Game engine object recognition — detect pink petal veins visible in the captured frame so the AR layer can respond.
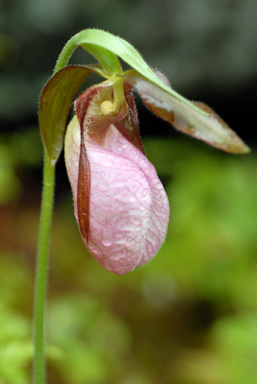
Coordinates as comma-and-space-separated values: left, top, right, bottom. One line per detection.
65, 116, 169, 275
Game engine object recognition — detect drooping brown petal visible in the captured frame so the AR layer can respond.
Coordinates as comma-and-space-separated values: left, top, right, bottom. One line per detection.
77, 135, 91, 243
125, 70, 250, 154
75, 85, 101, 128
115, 81, 145, 154
75, 85, 103, 243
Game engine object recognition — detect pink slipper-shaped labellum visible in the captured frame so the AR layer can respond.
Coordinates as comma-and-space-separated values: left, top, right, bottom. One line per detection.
65, 81, 169, 275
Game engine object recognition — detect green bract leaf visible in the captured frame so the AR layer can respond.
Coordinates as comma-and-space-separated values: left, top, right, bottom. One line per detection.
54, 30, 123, 75
124, 70, 250, 154
74, 29, 150, 76
72, 29, 200, 110
79, 44, 122, 76
56, 28, 166, 85
39, 65, 104, 165
43, 29, 249, 162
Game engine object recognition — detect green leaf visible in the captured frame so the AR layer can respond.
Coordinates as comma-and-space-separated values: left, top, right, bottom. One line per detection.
54, 30, 123, 75
57, 29, 248, 143
73, 29, 199, 110
57, 29, 232, 124
124, 70, 250, 154
39, 65, 104, 165
74, 29, 155, 80
80, 43, 122, 75
44, 29, 249, 159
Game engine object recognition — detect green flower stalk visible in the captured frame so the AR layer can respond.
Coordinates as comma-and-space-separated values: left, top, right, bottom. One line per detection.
34, 28, 249, 384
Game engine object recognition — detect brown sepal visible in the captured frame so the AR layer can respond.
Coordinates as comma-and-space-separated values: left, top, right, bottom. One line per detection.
115, 81, 145, 154
77, 136, 91, 244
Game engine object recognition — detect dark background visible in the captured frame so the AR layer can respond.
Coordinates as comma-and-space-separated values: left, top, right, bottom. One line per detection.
1, 0, 257, 143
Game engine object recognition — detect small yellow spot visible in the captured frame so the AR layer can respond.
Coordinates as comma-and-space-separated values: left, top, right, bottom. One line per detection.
100, 100, 114, 115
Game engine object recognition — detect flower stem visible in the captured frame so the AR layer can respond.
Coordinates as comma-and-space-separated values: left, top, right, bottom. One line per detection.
54, 35, 77, 74
33, 151, 55, 384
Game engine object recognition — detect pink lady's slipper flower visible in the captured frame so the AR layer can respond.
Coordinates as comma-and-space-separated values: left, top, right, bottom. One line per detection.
65, 80, 169, 275
40, 29, 249, 275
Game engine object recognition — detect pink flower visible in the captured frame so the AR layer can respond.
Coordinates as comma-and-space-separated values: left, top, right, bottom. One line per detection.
65, 80, 169, 275
40, 29, 249, 275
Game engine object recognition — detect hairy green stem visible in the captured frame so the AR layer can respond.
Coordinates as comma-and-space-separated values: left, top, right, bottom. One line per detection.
33, 32, 77, 384
33, 152, 55, 384
54, 35, 77, 74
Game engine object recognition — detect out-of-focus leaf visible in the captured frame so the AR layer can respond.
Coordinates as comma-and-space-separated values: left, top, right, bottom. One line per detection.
39, 65, 104, 165
213, 313, 257, 384
48, 295, 131, 383
0, 306, 31, 384
125, 70, 250, 154
0, 145, 21, 203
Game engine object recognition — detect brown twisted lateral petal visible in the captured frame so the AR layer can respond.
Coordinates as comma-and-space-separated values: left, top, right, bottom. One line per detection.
124, 70, 250, 154
115, 81, 145, 154
77, 139, 91, 244
76, 85, 102, 243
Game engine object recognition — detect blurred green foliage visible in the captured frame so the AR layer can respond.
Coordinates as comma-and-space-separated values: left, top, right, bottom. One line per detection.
0, 128, 42, 203
0, 128, 256, 383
